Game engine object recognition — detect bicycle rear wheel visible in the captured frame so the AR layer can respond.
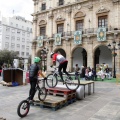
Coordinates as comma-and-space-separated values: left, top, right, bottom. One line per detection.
65, 76, 80, 90
17, 100, 30, 118
38, 87, 47, 101
46, 74, 58, 88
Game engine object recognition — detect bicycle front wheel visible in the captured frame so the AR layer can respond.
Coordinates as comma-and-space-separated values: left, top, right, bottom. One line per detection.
65, 77, 80, 90
38, 87, 47, 101
46, 74, 58, 88
17, 100, 30, 118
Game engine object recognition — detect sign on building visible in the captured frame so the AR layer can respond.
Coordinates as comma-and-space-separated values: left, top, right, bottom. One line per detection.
97, 27, 106, 41
74, 31, 82, 44
55, 33, 61, 45
38, 36, 43, 47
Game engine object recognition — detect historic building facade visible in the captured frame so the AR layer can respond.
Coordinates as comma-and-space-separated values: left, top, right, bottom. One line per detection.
32, 0, 120, 74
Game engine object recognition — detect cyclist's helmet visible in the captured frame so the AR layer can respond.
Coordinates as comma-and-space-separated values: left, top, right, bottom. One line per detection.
34, 57, 41, 63
50, 52, 55, 58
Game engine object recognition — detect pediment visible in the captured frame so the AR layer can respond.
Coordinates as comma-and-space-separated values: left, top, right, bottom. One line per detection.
74, 11, 86, 19
96, 6, 110, 14
56, 15, 65, 22
39, 20, 47, 25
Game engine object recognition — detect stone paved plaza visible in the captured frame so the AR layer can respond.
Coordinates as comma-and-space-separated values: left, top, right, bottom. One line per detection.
0, 79, 120, 120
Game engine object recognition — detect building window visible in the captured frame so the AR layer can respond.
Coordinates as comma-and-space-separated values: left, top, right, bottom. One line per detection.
26, 52, 29, 56
22, 38, 25, 42
17, 44, 20, 48
5, 42, 9, 48
11, 36, 15, 41
16, 51, 19, 55
6, 35, 9, 40
26, 46, 29, 51
22, 45, 25, 49
6, 27, 10, 32
57, 23, 64, 34
27, 33, 30, 37
59, 0, 64, 6
17, 30, 21, 34
41, 3, 46, 10
11, 43, 15, 48
76, 20, 83, 31
98, 16, 108, 28
21, 52, 24, 56
11, 29, 15, 33
40, 27, 46, 36
17, 37, 20, 41
22, 31, 25, 36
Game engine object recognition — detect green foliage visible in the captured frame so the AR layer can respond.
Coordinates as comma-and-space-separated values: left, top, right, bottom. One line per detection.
0, 49, 18, 65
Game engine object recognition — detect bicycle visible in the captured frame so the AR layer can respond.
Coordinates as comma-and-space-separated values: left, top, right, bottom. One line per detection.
46, 66, 80, 90
17, 78, 47, 118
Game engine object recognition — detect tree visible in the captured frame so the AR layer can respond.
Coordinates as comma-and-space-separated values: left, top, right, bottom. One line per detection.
0, 49, 18, 66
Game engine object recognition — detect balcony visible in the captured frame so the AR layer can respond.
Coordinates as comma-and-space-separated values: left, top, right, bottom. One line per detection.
50, 26, 120, 39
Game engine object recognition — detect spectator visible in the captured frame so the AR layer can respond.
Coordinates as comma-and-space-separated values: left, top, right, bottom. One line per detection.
80, 66, 85, 80
85, 67, 89, 80
92, 68, 96, 81
97, 68, 105, 81
75, 64, 80, 79
88, 69, 93, 80
105, 65, 111, 80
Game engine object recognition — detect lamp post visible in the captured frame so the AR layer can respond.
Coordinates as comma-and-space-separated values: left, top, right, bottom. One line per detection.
108, 41, 120, 78
40, 47, 49, 71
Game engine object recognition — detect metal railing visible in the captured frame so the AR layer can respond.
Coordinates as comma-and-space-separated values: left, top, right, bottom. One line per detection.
48, 27, 120, 39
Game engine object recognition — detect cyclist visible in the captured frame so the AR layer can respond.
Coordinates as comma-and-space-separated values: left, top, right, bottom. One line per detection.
50, 52, 71, 82
29, 57, 46, 103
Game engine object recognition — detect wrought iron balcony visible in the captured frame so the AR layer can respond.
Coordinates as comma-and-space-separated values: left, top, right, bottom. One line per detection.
50, 27, 120, 39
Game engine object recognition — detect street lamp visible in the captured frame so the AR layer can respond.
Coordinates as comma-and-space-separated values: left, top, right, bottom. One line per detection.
108, 41, 120, 78
40, 47, 49, 71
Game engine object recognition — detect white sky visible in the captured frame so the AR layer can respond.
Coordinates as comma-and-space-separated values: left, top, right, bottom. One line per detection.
0, 0, 34, 21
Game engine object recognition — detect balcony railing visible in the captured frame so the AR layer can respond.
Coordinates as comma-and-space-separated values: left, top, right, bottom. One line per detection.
43, 27, 119, 40
50, 27, 120, 39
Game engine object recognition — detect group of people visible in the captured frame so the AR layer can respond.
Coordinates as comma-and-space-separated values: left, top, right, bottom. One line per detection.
74, 64, 97, 80
74, 64, 111, 81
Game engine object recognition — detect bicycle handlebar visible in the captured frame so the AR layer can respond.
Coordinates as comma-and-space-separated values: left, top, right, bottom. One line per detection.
50, 66, 58, 69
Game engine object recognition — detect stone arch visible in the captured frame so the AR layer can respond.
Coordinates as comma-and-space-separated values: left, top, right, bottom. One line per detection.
71, 46, 87, 69
53, 48, 66, 58
93, 44, 112, 69
74, 11, 86, 19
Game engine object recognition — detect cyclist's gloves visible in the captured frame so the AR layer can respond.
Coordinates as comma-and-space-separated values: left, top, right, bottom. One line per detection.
44, 77, 47, 80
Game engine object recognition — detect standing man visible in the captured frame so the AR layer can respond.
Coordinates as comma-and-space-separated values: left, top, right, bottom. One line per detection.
50, 52, 70, 82
75, 64, 80, 79
29, 57, 46, 103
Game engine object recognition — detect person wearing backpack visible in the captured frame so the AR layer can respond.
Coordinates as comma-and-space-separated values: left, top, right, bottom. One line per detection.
29, 57, 47, 103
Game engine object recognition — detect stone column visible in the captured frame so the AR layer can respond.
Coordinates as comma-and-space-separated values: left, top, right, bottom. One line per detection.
48, 10, 54, 37
33, 17, 37, 40
87, 36, 94, 68
46, 41, 54, 72
31, 42, 37, 64
64, 40, 72, 72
